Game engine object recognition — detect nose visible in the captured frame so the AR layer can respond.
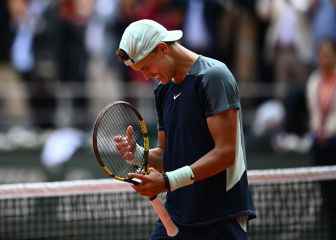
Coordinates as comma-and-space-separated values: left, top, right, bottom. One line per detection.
141, 68, 150, 79
143, 72, 151, 80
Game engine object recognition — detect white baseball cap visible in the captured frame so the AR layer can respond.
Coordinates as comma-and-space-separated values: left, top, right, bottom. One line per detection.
118, 19, 183, 66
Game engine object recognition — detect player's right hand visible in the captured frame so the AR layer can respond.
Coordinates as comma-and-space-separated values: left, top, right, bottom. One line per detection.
113, 125, 137, 164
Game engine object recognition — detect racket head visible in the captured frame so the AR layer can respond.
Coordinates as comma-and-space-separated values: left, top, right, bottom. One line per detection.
92, 101, 149, 181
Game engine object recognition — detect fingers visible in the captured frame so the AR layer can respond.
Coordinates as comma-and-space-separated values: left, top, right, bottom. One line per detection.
148, 167, 158, 173
126, 125, 135, 143
128, 168, 165, 197
128, 168, 157, 178
128, 173, 150, 194
113, 125, 137, 163
128, 172, 147, 180
126, 125, 136, 151
130, 176, 156, 197
113, 135, 134, 162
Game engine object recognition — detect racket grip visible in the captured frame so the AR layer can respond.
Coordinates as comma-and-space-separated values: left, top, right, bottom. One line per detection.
124, 178, 140, 185
150, 197, 179, 237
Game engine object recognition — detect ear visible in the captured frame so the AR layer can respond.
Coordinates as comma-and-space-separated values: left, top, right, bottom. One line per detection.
156, 42, 169, 55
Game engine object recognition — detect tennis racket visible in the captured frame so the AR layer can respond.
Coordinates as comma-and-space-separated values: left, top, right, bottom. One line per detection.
92, 101, 178, 237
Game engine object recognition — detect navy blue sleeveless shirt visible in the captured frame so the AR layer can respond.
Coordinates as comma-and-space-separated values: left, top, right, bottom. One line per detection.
154, 56, 256, 225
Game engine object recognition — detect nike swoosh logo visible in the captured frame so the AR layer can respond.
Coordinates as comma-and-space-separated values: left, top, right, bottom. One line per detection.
173, 92, 182, 100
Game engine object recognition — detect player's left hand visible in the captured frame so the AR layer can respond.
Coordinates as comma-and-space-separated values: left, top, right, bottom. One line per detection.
128, 168, 166, 197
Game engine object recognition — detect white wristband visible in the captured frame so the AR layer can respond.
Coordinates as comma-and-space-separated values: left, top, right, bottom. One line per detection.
166, 166, 195, 191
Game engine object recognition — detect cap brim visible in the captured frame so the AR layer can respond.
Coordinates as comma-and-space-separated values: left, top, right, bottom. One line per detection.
162, 30, 183, 42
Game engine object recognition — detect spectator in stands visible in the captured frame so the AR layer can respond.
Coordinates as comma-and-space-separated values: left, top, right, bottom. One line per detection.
39, 0, 93, 181
263, 0, 312, 99
306, 38, 336, 239
8, 0, 57, 131
55, 0, 93, 130
309, 0, 336, 61
182, 0, 222, 59
0, 1, 12, 129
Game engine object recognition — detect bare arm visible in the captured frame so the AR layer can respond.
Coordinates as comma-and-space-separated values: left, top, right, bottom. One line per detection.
191, 109, 237, 181
148, 131, 165, 172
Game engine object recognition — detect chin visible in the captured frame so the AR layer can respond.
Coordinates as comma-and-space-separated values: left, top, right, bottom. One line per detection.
160, 77, 171, 85
158, 79, 165, 84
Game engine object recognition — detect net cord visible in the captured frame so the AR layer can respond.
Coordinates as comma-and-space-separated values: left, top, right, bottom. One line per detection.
1, 165, 336, 199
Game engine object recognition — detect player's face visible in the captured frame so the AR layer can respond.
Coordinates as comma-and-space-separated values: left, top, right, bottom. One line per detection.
131, 44, 174, 84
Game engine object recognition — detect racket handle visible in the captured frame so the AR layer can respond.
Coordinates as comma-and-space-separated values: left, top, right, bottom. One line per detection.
124, 178, 141, 185
150, 197, 179, 237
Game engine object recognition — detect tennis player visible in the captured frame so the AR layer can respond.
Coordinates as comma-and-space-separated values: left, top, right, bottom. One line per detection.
115, 19, 256, 239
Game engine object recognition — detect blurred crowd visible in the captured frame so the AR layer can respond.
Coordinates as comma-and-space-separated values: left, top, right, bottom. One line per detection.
0, 0, 335, 155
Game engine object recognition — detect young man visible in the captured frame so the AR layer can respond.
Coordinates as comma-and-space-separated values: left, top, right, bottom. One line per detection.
115, 19, 255, 239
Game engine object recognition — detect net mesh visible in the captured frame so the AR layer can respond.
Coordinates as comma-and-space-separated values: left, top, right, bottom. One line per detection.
0, 166, 336, 240
248, 166, 336, 240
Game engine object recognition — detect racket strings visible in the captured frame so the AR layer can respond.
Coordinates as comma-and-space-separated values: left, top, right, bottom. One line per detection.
96, 104, 145, 178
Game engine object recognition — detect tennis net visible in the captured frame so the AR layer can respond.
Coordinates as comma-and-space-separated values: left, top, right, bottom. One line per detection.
0, 165, 335, 239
